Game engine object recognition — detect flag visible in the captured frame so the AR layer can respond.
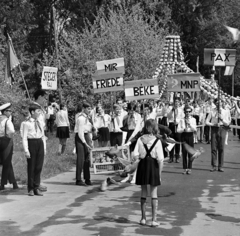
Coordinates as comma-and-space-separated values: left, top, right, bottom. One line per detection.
4, 34, 20, 85
224, 66, 234, 76
224, 25, 240, 42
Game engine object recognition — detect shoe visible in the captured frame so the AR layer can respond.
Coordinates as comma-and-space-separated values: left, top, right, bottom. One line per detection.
168, 159, 173, 163
187, 169, 191, 175
28, 190, 34, 196
182, 170, 187, 175
218, 168, 224, 172
34, 189, 43, 196
120, 174, 131, 183
76, 180, 87, 186
140, 219, 146, 225
39, 185, 47, 192
151, 221, 160, 227
0, 185, 5, 191
13, 183, 19, 189
210, 167, 217, 172
107, 177, 118, 185
176, 159, 180, 163
85, 180, 92, 186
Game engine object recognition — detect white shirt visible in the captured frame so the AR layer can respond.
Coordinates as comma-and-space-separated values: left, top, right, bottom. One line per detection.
55, 110, 70, 127
48, 106, 54, 115
133, 135, 164, 162
22, 118, 46, 154
205, 108, 231, 126
0, 116, 15, 137
76, 113, 93, 143
95, 114, 111, 128
167, 107, 185, 124
109, 114, 124, 132
177, 117, 197, 133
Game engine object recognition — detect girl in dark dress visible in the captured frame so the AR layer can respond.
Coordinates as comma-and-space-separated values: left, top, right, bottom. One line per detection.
133, 119, 164, 227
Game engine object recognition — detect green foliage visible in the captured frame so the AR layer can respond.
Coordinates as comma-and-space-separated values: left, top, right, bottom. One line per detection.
58, 3, 169, 114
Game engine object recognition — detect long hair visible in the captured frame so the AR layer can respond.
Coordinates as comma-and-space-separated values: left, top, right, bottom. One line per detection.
143, 119, 158, 135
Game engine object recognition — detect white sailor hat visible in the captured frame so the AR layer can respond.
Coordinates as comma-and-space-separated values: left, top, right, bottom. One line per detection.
0, 103, 12, 111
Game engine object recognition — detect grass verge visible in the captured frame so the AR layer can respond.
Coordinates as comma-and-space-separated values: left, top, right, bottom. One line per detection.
9, 131, 76, 185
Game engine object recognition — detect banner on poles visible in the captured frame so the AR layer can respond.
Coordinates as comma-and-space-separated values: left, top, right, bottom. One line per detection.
167, 73, 201, 92
125, 79, 159, 101
41, 66, 58, 90
204, 49, 236, 66
96, 57, 125, 75
92, 73, 124, 93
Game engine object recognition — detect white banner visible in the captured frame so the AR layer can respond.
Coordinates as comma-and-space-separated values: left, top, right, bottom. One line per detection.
204, 48, 236, 66
41, 66, 58, 90
125, 79, 159, 101
92, 73, 124, 93
96, 58, 125, 75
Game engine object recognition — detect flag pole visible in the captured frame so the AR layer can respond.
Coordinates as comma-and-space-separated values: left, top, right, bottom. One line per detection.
232, 68, 235, 97
18, 66, 31, 100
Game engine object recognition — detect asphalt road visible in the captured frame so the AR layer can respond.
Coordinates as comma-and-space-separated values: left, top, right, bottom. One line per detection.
0, 133, 240, 236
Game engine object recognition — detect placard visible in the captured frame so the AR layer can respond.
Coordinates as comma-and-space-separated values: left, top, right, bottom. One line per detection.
41, 66, 58, 90
92, 73, 124, 93
96, 57, 125, 75
125, 79, 159, 101
204, 48, 236, 66
168, 73, 201, 92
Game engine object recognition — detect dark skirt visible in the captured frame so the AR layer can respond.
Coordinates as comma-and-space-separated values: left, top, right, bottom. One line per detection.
56, 126, 70, 138
136, 156, 161, 186
160, 117, 168, 126
98, 127, 110, 142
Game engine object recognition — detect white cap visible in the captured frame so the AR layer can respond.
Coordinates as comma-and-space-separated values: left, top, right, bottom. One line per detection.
0, 103, 11, 111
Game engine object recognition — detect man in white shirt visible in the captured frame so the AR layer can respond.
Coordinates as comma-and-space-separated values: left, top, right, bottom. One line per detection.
22, 104, 46, 196
205, 99, 231, 172
167, 98, 185, 163
204, 98, 216, 144
75, 102, 93, 186
32, 89, 49, 192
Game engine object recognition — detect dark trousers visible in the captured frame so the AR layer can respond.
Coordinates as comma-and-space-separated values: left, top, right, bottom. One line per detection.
231, 119, 236, 136
168, 123, 181, 158
211, 127, 226, 168
237, 119, 240, 138
204, 113, 210, 142
0, 137, 16, 186
75, 134, 91, 181
27, 139, 44, 191
182, 132, 194, 169
110, 132, 123, 146
47, 117, 55, 133
126, 130, 135, 152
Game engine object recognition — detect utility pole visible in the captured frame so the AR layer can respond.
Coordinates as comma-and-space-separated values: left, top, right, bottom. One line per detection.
52, 5, 62, 103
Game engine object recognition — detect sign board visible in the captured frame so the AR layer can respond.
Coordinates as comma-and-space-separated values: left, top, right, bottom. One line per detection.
167, 73, 201, 92
41, 66, 58, 90
92, 73, 124, 93
125, 79, 159, 101
96, 57, 125, 75
204, 48, 236, 66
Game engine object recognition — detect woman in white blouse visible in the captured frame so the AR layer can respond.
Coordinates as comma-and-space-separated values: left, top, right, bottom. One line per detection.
55, 103, 70, 155
177, 106, 197, 175
95, 107, 111, 147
